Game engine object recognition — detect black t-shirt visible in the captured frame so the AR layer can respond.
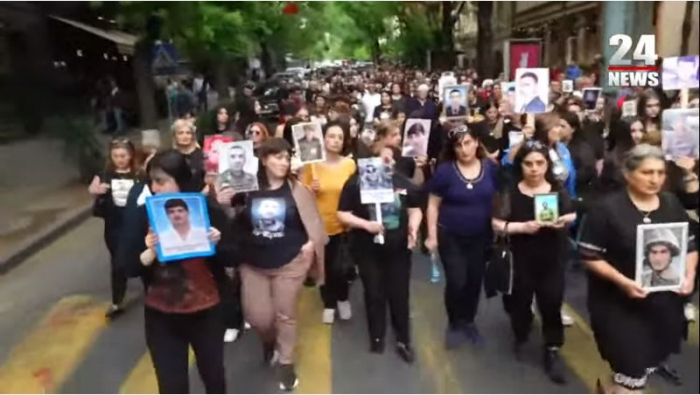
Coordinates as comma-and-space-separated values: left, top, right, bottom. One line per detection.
338, 172, 423, 250
579, 191, 697, 301
493, 184, 575, 269
240, 182, 308, 269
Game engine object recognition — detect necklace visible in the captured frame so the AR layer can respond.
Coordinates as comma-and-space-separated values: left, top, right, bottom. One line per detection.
454, 161, 482, 190
639, 209, 652, 224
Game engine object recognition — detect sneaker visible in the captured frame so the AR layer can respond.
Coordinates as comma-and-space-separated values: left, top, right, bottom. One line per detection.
224, 328, 239, 343
684, 303, 696, 323
337, 301, 352, 321
543, 348, 567, 385
322, 309, 335, 325
277, 364, 299, 391
561, 311, 574, 327
105, 304, 124, 319
396, 342, 415, 364
370, 338, 385, 354
445, 327, 465, 350
464, 324, 485, 347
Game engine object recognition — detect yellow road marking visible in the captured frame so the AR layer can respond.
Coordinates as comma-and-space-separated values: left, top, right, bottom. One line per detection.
689, 320, 698, 347
412, 281, 463, 394
0, 295, 108, 394
120, 348, 195, 394
294, 287, 332, 394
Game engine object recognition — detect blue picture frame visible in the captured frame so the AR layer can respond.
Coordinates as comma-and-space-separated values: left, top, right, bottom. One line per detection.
145, 192, 215, 263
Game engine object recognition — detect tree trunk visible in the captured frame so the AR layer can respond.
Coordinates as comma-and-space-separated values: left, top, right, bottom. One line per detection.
441, 1, 455, 68
213, 60, 230, 101
132, 38, 158, 129
260, 40, 274, 77
680, 1, 694, 55
476, 2, 493, 79
371, 38, 381, 64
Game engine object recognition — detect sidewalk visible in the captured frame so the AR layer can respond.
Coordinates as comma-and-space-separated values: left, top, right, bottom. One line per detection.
0, 124, 155, 274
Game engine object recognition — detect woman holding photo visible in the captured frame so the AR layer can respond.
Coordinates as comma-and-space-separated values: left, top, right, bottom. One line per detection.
231, 138, 327, 391
129, 150, 234, 394
300, 121, 357, 325
337, 146, 423, 363
636, 89, 662, 146
424, 125, 498, 349
492, 140, 576, 385
578, 144, 698, 394
88, 138, 141, 318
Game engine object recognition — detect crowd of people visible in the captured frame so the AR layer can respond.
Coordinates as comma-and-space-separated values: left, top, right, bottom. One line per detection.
86, 62, 699, 394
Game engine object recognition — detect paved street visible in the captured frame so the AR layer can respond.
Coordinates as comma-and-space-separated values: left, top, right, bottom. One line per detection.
0, 218, 697, 394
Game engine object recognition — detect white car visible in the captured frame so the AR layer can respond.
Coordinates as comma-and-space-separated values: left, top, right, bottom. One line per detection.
284, 67, 307, 79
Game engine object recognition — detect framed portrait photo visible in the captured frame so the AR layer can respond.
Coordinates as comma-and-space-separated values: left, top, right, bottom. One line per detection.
582, 88, 602, 111
292, 122, 326, 164
204, 135, 233, 174
534, 193, 559, 225
662, 55, 699, 91
145, 192, 214, 263
402, 119, 431, 157
621, 100, 637, 118
218, 140, 259, 192
562, 80, 574, 93
500, 82, 517, 116
358, 157, 394, 204
514, 68, 549, 114
442, 85, 469, 120
661, 108, 700, 160
635, 222, 688, 293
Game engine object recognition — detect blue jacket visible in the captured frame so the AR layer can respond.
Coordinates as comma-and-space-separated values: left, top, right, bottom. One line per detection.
501, 142, 577, 199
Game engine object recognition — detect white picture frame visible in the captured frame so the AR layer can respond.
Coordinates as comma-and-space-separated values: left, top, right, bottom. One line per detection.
292, 122, 326, 164
635, 222, 688, 293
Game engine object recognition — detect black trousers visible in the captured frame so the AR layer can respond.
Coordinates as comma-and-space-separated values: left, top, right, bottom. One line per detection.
105, 238, 127, 306
502, 261, 565, 348
437, 228, 488, 329
320, 234, 351, 309
219, 269, 244, 330
144, 306, 226, 394
357, 242, 412, 344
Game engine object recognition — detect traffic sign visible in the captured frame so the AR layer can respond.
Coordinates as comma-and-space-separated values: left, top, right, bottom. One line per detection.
151, 42, 180, 75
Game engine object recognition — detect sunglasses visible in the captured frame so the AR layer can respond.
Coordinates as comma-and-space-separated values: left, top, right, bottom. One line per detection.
110, 137, 130, 146
447, 125, 469, 138
524, 140, 546, 150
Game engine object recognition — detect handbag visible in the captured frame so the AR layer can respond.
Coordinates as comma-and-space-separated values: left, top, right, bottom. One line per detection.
485, 223, 514, 297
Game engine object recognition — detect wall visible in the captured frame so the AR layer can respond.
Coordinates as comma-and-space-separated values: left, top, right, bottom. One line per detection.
656, 1, 699, 57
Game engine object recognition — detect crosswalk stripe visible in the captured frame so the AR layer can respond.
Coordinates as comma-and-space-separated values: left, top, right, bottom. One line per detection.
0, 295, 109, 393
294, 287, 332, 394
412, 281, 464, 394
120, 348, 195, 393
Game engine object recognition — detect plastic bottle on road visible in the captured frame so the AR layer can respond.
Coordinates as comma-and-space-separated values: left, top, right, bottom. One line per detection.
430, 253, 441, 283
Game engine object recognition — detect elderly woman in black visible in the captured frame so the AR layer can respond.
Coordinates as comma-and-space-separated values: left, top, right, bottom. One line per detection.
492, 140, 577, 385
578, 144, 698, 394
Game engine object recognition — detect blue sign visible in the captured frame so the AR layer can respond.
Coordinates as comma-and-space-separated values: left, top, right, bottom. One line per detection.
151, 42, 181, 75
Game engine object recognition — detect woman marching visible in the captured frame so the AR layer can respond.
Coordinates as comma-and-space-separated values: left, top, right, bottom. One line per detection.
300, 121, 357, 324
229, 138, 327, 391
424, 124, 498, 349
88, 138, 141, 318
492, 139, 577, 385
337, 145, 423, 363
131, 150, 235, 393
578, 145, 697, 394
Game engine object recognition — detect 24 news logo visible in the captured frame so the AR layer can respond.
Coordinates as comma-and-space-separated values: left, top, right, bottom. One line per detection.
608, 34, 660, 87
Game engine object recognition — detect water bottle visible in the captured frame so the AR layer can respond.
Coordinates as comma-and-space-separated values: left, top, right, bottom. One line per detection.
430, 253, 441, 283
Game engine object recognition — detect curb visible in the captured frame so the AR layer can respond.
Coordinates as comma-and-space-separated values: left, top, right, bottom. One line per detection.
0, 203, 93, 275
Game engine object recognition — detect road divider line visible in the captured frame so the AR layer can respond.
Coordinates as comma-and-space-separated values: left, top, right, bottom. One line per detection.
294, 287, 332, 394
120, 347, 195, 394
412, 281, 463, 394
0, 295, 108, 393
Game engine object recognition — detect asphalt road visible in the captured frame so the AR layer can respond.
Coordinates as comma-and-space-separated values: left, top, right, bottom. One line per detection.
0, 218, 697, 394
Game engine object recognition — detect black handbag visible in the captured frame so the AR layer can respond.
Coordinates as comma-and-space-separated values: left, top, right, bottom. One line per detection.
485, 223, 514, 298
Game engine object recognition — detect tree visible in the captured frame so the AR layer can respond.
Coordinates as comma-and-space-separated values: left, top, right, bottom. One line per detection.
476, 2, 493, 78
